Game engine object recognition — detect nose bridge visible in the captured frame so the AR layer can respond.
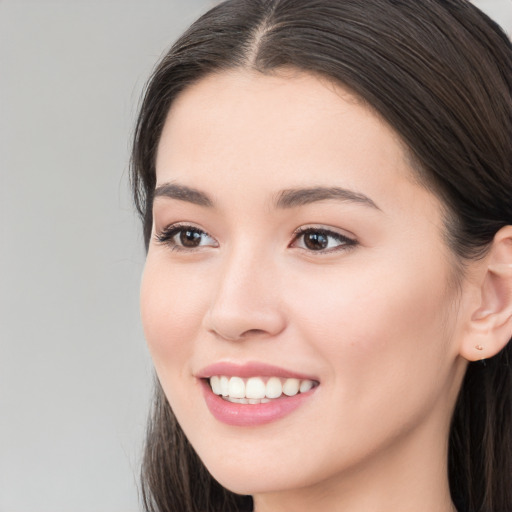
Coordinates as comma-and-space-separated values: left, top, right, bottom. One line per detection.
204, 239, 285, 340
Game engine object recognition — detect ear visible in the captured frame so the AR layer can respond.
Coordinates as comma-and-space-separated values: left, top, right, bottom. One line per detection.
459, 226, 512, 362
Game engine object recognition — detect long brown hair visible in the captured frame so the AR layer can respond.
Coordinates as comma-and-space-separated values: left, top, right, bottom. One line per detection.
131, 1, 512, 511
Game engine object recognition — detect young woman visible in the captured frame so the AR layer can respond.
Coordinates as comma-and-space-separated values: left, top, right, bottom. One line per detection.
131, 1, 512, 511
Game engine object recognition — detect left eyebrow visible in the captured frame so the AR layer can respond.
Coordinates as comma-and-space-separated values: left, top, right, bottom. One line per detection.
274, 186, 381, 211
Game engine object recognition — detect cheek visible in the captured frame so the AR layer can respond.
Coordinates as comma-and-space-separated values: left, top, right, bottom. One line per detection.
292, 255, 448, 337
275, 254, 458, 471
288, 250, 456, 403
140, 255, 208, 375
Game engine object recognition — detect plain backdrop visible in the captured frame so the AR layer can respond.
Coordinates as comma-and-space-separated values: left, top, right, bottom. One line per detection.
0, 1, 510, 511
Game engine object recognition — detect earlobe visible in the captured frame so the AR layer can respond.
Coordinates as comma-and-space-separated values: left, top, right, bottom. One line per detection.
460, 227, 512, 362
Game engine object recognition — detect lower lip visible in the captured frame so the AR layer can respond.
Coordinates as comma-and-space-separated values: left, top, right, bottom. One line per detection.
200, 379, 316, 427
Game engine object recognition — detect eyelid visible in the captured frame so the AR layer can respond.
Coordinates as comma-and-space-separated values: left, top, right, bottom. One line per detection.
154, 222, 357, 254
292, 224, 356, 238
154, 222, 218, 250
290, 225, 358, 253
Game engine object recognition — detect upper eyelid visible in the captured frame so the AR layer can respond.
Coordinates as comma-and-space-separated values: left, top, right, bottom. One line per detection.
158, 221, 205, 230
155, 222, 211, 237
155, 223, 214, 240
293, 225, 357, 239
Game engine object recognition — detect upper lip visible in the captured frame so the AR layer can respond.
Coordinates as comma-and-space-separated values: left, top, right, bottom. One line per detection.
195, 361, 319, 381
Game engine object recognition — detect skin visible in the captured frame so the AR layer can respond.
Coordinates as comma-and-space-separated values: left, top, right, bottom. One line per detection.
140, 70, 474, 512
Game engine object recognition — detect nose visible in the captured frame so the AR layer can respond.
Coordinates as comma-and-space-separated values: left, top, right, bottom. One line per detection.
203, 248, 287, 342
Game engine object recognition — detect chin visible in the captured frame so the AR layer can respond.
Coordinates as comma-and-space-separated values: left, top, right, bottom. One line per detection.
207, 465, 301, 496
195, 439, 335, 497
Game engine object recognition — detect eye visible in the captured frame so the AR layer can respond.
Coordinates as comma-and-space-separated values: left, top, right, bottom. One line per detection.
155, 224, 218, 251
291, 227, 357, 253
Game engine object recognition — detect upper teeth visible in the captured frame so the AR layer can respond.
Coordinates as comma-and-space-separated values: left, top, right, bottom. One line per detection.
209, 375, 315, 401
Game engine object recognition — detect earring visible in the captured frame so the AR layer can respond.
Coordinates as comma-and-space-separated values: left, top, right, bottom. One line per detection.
475, 345, 487, 365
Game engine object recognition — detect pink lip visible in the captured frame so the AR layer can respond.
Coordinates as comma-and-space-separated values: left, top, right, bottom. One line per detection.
196, 362, 319, 427
196, 361, 318, 381
199, 380, 317, 427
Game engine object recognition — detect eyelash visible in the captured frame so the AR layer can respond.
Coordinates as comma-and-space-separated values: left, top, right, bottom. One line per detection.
155, 223, 217, 252
154, 224, 358, 254
291, 226, 358, 253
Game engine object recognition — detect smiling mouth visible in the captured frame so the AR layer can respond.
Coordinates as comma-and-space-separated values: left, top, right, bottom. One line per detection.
207, 375, 318, 404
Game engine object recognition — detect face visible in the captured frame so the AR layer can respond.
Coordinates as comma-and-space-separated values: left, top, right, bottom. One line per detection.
141, 70, 467, 500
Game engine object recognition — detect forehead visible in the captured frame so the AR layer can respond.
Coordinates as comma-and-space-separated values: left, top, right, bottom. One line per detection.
158, 70, 383, 160
155, 69, 428, 214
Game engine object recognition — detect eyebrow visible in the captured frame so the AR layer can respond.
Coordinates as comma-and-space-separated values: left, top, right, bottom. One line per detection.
275, 186, 380, 210
153, 182, 380, 211
153, 183, 213, 207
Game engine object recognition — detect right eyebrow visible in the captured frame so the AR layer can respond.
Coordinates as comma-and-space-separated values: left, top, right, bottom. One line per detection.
153, 182, 213, 207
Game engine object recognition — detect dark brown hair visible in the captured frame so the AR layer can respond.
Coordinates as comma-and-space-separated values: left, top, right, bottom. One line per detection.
131, 1, 512, 511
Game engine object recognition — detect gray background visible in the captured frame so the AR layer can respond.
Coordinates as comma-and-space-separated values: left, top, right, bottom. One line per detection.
0, 1, 510, 511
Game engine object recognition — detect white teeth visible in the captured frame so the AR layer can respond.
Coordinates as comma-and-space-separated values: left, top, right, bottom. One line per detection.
209, 375, 316, 401
210, 376, 221, 395
299, 379, 314, 393
282, 378, 300, 396
227, 397, 271, 404
265, 377, 282, 399
228, 376, 245, 398
246, 377, 266, 399
227, 397, 249, 404
249, 398, 270, 404
220, 376, 229, 397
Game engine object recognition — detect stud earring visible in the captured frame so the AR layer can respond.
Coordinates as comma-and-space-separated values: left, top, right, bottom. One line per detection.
475, 344, 484, 351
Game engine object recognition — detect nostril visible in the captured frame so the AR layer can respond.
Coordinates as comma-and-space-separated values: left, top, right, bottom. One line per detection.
209, 328, 269, 342
240, 329, 268, 338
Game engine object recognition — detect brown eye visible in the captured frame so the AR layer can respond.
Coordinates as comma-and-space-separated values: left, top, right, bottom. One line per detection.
155, 224, 218, 250
292, 227, 357, 253
180, 229, 203, 247
303, 232, 329, 250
